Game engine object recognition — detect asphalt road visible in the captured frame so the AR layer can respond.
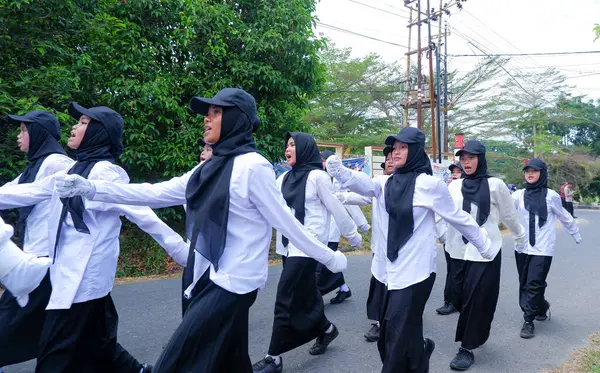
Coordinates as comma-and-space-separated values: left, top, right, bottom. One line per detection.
6, 210, 600, 373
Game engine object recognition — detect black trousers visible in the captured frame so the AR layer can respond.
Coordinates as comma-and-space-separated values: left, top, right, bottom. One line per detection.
366, 274, 387, 322
268, 257, 331, 356
377, 273, 436, 373
443, 250, 453, 304
566, 202, 575, 217
316, 242, 346, 295
154, 270, 258, 373
453, 252, 501, 350
36, 294, 142, 373
515, 253, 552, 322
561, 197, 566, 209
0, 272, 51, 366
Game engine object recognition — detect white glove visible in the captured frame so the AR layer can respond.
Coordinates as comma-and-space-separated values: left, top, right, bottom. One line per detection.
326, 156, 352, 183
573, 232, 582, 244
324, 250, 347, 273
478, 227, 495, 260
359, 224, 371, 233
55, 174, 96, 198
348, 232, 362, 248
514, 237, 527, 254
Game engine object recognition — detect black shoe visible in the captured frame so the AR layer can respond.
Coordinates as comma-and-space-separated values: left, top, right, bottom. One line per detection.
520, 321, 535, 339
252, 356, 283, 373
423, 338, 436, 373
330, 289, 352, 304
364, 323, 380, 342
309, 324, 339, 355
436, 302, 457, 315
535, 301, 551, 321
450, 347, 475, 371
142, 364, 153, 373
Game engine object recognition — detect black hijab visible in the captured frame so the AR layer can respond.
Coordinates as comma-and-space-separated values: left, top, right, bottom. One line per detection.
8, 111, 67, 244
54, 104, 124, 262
281, 132, 323, 247
523, 158, 548, 246
458, 140, 491, 243
384, 127, 432, 262
185, 104, 258, 272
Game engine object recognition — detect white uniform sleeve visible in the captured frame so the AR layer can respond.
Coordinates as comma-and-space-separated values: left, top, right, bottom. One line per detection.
315, 173, 361, 244
550, 192, 579, 236
0, 175, 54, 209
249, 163, 336, 266
2, 174, 21, 188
493, 180, 527, 246
336, 191, 372, 206
435, 214, 448, 239
337, 168, 382, 198
91, 167, 198, 209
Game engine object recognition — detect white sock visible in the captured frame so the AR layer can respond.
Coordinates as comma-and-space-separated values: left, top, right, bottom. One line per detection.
340, 283, 350, 292
325, 323, 335, 334
266, 355, 281, 365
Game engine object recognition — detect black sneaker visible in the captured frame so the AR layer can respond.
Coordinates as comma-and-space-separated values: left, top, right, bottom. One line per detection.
450, 347, 475, 371
423, 338, 436, 373
364, 323, 380, 342
330, 289, 352, 304
436, 302, 457, 315
142, 364, 153, 373
252, 356, 283, 373
309, 324, 339, 355
520, 321, 535, 339
535, 301, 551, 321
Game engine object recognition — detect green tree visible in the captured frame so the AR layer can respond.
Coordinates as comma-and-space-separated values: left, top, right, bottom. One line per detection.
594, 23, 600, 41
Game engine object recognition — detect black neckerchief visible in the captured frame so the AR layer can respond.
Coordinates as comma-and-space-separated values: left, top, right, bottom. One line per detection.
461, 153, 491, 244
384, 143, 432, 262
281, 132, 323, 247
185, 107, 258, 272
523, 158, 548, 247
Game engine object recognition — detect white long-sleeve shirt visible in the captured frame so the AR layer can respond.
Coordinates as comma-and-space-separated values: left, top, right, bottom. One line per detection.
328, 179, 368, 242
1, 153, 74, 256
0, 161, 189, 310
340, 170, 489, 290
446, 177, 526, 262
81, 152, 340, 296
275, 170, 360, 258
512, 189, 579, 256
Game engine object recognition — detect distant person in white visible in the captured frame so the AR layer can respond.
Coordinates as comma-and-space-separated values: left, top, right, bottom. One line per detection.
446, 140, 526, 372
512, 158, 580, 339
198, 138, 213, 162
435, 162, 464, 317
252, 133, 361, 373
326, 127, 493, 373
0, 104, 187, 373
0, 110, 73, 369
55, 88, 347, 373
564, 182, 576, 217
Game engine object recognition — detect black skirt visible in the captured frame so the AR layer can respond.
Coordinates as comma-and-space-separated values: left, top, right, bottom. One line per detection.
316, 242, 346, 295
36, 294, 142, 373
366, 274, 386, 322
154, 270, 258, 373
377, 273, 436, 373
268, 256, 331, 356
453, 252, 502, 350
0, 272, 51, 366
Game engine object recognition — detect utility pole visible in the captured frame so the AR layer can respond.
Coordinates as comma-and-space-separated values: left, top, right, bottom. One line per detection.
416, 0, 423, 131
403, 8, 413, 128
443, 22, 449, 153
426, 0, 437, 160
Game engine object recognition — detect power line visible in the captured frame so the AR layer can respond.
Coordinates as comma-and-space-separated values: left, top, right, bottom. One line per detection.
317, 22, 409, 48
348, 0, 410, 20
449, 50, 600, 57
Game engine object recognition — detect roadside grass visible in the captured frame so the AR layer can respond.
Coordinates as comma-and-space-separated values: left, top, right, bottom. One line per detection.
544, 332, 600, 373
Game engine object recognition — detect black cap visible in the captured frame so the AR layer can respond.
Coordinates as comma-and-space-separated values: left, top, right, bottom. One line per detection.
455, 140, 486, 157
523, 157, 547, 171
320, 150, 335, 159
8, 110, 61, 139
190, 88, 260, 129
383, 146, 392, 158
68, 102, 124, 156
198, 138, 206, 147
385, 127, 426, 147
449, 162, 463, 172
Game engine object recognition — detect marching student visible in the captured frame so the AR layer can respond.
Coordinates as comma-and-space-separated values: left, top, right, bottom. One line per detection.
513, 158, 580, 339
252, 132, 361, 373
198, 138, 213, 162
0, 110, 73, 369
0, 103, 190, 373
54, 88, 348, 373
445, 140, 526, 371
0, 216, 52, 311
316, 150, 369, 304
336, 145, 394, 342
326, 127, 493, 373
564, 182, 576, 217
436, 162, 463, 316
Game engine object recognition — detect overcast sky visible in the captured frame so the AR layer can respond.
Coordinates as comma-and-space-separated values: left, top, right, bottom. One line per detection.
315, 0, 600, 101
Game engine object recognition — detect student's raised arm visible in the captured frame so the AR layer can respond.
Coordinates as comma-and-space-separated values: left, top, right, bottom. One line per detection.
326, 156, 382, 198
0, 175, 54, 210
